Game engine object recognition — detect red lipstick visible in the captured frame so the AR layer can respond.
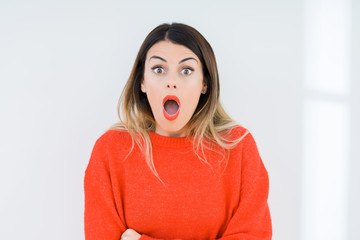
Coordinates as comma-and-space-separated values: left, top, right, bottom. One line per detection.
162, 95, 181, 120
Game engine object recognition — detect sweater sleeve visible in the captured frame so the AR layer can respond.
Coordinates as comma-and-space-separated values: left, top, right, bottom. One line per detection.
138, 132, 272, 240
84, 136, 127, 240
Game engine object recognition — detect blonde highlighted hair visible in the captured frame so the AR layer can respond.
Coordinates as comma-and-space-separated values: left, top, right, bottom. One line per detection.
109, 22, 249, 185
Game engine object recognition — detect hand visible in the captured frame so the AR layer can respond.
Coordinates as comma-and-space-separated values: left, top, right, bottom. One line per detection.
121, 228, 142, 240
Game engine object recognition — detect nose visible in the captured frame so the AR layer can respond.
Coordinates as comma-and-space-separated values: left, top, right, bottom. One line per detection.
165, 74, 178, 90
165, 70, 179, 90
166, 83, 177, 89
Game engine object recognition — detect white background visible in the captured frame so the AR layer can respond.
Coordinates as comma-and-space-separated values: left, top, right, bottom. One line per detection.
0, 0, 359, 239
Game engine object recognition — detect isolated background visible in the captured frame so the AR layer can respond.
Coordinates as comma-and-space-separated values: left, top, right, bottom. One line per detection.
0, 0, 359, 239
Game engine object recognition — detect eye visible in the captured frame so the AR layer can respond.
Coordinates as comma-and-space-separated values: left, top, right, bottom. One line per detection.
151, 65, 165, 74
181, 67, 194, 75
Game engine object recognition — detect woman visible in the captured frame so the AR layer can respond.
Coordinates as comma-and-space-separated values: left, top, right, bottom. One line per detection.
84, 22, 272, 240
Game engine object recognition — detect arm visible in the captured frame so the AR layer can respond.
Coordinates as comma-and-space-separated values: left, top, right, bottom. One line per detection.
137, 132, 272, 240
218, 132, 272, 239
84, 136, 127, 240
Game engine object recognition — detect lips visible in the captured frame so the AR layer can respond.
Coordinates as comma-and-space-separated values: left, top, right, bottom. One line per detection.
162, 95, 181, 120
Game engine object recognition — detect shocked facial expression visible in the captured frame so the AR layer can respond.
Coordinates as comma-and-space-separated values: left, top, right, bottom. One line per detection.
141, 40, 207, 137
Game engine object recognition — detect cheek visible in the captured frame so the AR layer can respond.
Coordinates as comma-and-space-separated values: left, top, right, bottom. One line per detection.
182, 77, 203, 107
146, 87, 159, 107
182, 90, 202, 114
143, 79, 162, 111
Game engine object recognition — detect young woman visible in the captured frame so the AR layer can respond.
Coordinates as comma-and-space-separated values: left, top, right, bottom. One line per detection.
84, 22, 272, 240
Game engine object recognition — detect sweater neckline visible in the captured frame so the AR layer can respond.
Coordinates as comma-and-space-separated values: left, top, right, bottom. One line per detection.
148, 131, 193, 148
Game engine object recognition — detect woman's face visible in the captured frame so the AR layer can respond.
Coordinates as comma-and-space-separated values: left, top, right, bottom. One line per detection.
141, 40, 207, 137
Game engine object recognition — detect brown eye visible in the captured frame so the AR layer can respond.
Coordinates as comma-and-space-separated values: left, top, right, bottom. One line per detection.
181, 68, 193, 75
152, 66, 165, 74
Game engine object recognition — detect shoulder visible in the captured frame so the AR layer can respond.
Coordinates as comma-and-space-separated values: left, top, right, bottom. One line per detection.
230, 126, 267, 173
225, 125, 261, 156
221, 124, 251, 144
88, 129, 136, 166
92, 129, 134, 152
228, 125, 250, 139
234, 125, 258, 146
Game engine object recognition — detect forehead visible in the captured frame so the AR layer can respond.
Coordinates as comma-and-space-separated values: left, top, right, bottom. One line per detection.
146, 40, 199, 62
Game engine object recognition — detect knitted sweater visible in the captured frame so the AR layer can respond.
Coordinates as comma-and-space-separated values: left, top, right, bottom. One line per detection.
84, 125, 272, 240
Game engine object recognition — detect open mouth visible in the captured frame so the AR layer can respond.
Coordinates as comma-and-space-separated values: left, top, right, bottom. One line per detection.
162, 95, 180, 120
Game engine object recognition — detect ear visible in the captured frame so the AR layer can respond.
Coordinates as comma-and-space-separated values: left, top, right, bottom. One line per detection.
141, 78, 146, 93
201, 83, 207, 94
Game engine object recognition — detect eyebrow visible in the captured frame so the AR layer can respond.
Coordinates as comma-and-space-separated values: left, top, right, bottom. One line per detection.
149, 55, 198, 64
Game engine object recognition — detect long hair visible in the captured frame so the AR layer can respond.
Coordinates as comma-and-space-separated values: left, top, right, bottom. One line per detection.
109, 22, 249, 185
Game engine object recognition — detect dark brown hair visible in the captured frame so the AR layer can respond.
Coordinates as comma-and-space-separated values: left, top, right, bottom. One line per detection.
109, 22, 247, 185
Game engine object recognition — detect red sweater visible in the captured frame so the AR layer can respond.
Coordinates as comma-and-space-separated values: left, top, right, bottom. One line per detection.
84, 125, 272, 240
